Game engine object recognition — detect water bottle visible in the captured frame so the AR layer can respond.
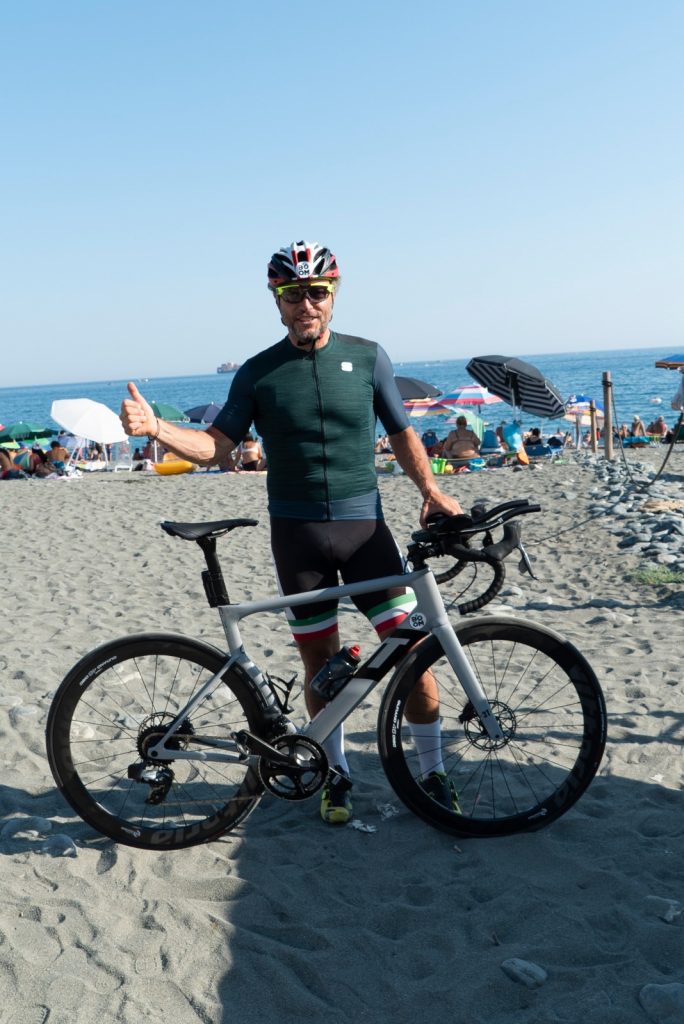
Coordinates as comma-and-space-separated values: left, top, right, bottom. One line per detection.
309, 645, 361, 701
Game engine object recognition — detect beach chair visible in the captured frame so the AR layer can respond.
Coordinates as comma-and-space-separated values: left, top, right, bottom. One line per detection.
111, 441, 134, 472
524, 442, 554, 463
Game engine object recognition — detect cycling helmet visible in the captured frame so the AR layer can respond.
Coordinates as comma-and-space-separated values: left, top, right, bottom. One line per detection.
267, 240, 340, 289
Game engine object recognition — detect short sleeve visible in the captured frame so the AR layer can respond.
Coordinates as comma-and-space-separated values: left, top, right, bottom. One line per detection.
373, 345, 410, 434
212, 365, 257, 444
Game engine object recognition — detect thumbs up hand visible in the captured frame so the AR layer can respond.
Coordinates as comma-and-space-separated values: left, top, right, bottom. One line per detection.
121, 382, 157, 436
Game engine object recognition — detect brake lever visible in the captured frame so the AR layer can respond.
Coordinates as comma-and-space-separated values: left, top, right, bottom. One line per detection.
517, 539, 536, 579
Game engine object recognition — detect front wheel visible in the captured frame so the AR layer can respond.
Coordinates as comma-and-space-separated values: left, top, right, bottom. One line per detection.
378, 617, 606, 837
46, 633, 265, 850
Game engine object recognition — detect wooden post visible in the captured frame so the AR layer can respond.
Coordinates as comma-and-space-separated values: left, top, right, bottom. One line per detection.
589, 401, 598, 452
602, 371, 614, 461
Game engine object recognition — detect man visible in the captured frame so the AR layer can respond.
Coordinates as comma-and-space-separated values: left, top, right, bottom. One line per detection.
45, 439, 70, 468
121, 240, 462, 824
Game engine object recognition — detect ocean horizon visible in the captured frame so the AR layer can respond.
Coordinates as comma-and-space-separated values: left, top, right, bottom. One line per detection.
1, 345, 680, 439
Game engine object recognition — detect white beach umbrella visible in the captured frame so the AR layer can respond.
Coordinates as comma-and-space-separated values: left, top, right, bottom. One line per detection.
51, 399, 127, 444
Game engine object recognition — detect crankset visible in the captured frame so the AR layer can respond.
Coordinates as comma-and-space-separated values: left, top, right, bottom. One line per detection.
257, 734, 328, 801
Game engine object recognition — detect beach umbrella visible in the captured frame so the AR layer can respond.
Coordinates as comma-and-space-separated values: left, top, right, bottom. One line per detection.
405, 400, 452, 418
184, 402, 223, 424
564, 395, 605, 426
12, 450, 33, 470
149, 401, 189, 422
443, 408, 485, 435
395, 376, 442, 401
655, 353, 684, 369
51, 399, 127, 444
0, 421, 52, 442
466, 355, 565, 419
441, 384, 502, 407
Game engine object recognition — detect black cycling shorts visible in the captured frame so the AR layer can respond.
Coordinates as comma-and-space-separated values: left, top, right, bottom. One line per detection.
270, 518, 416, 644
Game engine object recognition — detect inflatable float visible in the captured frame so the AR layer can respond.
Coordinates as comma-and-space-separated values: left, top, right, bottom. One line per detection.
153, 455, 196, 476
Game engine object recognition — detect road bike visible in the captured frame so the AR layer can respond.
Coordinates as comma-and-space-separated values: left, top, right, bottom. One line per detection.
46, 500, 607, 850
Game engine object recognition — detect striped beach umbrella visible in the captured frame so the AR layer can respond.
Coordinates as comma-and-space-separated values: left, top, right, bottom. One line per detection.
466, 356, 565, 419
564, 395, 604, 426
441, 384, 502, 407
405, 400, 452, 418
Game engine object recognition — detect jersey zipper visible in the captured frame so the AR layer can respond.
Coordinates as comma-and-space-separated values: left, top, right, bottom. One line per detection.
310, 346, 331, 516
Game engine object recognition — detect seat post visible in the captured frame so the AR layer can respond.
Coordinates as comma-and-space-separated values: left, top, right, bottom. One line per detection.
197, 536, 230, 607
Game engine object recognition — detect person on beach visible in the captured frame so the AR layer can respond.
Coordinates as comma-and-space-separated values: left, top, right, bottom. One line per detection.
46, 439, 70, 469
442, 416, 481, 462
238, 433, 264, 471
120, 239, 463, 825
646, 415, 667, 438
630, 415, 646, 437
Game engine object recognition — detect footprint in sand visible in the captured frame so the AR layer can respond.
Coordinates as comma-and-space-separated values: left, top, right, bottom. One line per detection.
53, 947, 123, 994
134, 950, 164, 977
4, 1006, 49, 1024
5, 919, 61, 965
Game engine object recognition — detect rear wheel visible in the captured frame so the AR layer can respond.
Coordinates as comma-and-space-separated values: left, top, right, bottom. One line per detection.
46, 633, 264, 849
378, 617, 606, 837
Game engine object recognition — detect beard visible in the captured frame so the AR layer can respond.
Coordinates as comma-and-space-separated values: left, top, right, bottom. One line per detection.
290, 313, 331, 346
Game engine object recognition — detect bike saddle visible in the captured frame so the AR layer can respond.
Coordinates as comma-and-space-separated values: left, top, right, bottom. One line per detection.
161, 518, 258, 541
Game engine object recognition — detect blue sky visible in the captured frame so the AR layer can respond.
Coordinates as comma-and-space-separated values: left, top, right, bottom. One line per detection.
2, 1, 682, 386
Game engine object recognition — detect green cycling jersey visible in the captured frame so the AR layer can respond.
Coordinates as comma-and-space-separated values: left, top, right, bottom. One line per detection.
212, 332, 409, 521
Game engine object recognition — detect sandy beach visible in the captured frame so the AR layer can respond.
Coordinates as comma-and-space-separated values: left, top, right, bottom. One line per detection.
1, 448, 683, 1024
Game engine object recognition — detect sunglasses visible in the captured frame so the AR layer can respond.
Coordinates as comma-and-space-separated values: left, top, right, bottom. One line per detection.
275, 282, 335, 304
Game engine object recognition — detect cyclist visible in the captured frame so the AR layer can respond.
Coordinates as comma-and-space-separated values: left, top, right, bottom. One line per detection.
120, 240, 463, 824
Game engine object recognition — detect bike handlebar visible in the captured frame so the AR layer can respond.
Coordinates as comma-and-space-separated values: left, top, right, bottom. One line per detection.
407, 499, 541, 614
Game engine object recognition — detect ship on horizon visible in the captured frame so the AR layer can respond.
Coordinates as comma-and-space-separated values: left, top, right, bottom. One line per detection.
216, 361, 241, 374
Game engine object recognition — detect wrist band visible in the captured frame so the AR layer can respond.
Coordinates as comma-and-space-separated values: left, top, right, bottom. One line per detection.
149, 417, 161, 441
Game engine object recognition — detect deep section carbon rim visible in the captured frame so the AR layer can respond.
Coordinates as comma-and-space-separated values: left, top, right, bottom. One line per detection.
379, 618, 606, 837
46, 634, 264, 849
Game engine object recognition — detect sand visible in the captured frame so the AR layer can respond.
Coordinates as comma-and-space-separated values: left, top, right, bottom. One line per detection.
1, 448, 683, 1024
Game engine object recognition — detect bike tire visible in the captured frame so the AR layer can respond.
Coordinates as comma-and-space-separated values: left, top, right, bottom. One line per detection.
46, 633, 265, 850
378, 617, 606, 837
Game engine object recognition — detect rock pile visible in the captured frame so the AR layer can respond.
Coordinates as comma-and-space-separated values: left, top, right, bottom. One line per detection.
582, 453, 684, 566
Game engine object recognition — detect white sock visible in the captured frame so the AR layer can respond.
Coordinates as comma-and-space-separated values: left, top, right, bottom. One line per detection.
322, 724, 349, 776
408, 720, 445, 777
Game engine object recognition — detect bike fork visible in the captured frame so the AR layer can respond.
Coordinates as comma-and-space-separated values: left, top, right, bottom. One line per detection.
432, 621, 505, 742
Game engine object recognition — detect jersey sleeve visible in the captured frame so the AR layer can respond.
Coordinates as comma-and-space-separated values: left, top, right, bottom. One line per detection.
372, 345, 410, 434
212, 364, 256, 444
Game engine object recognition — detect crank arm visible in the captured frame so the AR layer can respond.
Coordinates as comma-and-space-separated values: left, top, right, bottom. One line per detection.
233, 729, 297, 765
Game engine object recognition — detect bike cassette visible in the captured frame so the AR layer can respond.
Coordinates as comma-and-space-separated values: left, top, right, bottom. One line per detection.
257, 735, 328, 801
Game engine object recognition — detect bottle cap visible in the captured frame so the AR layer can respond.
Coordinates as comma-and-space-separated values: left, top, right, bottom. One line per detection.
348, 644, 361, 659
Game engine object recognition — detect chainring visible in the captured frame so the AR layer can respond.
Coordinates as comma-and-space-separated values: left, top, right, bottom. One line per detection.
258, 734, 328, 801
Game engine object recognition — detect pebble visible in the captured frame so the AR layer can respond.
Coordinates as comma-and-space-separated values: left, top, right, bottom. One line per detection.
500, 958, 548, 988
639, 983, 684, 1023
582, 453, 684, 566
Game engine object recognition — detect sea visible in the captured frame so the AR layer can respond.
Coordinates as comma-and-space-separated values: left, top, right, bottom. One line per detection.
0, 346, 679, 441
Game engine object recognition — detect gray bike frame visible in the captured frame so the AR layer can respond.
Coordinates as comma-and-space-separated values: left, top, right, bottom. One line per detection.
150, 565, 505, 764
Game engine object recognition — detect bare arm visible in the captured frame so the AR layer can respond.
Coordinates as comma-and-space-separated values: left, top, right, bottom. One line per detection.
120, 382, 236, 466
388, 426, 464, 524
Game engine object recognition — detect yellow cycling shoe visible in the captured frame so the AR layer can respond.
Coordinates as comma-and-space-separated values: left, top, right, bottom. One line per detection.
320, 767, 353, 825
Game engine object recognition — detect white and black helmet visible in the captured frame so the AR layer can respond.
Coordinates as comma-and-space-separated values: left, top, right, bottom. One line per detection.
267, 240, 340, 288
